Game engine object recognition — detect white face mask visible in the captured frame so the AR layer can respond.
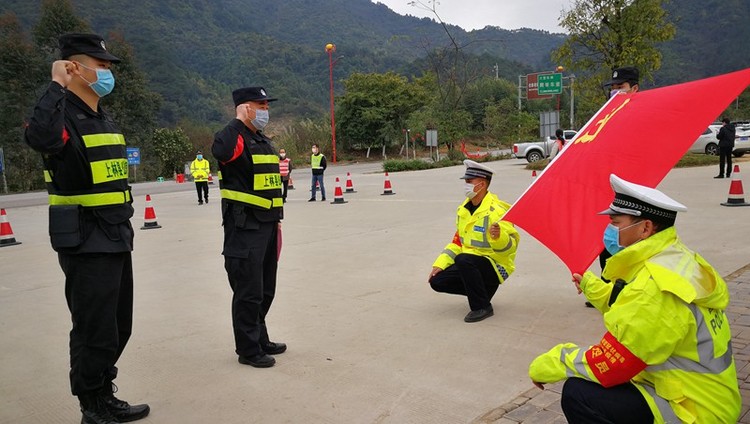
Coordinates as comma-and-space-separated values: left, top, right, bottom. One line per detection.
251, 109, 269, 130
279, 153, 286, 158
464, 182, 479, 199
609, 88, 628, 98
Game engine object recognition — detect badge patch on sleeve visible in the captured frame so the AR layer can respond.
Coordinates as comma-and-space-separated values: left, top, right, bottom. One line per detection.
585, 332, 647, 387
473, 225, 485, 233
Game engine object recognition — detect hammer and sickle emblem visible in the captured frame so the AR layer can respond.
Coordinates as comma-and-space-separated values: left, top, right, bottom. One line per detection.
575, 99, 631, 145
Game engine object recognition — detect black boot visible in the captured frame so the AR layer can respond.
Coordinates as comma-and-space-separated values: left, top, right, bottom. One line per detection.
79, 394, 118, 424
100, 383, 150, 422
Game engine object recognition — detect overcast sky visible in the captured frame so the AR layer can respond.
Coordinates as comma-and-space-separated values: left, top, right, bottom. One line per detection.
372, 0, 571, 33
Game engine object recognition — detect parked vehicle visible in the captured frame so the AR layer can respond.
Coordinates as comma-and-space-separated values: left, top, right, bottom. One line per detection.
688, 124, 750, 157
512, 130, 577, 163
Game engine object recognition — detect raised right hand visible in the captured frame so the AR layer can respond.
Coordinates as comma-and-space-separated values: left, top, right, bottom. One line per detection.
51, 60, 76, 87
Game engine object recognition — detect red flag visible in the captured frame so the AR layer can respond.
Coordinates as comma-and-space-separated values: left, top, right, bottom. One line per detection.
504, 68, 750, 274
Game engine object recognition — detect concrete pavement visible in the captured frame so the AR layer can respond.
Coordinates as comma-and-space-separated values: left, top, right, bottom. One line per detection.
1, 160, 749, 423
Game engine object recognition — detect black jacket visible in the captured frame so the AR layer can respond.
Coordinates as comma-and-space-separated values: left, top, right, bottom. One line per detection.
717, 123, 736, 149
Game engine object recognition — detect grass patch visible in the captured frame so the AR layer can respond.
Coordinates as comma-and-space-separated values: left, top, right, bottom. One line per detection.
524, 153, 719, 171
383, 152, 513, 173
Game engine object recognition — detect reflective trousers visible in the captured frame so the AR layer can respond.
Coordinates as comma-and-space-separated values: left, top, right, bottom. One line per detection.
59, 252, 133, 396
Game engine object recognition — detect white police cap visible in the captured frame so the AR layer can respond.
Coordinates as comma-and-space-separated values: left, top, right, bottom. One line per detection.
599, 174, 687, 222
459, 160, 494, 180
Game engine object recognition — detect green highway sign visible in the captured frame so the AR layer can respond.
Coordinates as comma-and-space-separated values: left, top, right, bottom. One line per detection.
538, 73, 562, 95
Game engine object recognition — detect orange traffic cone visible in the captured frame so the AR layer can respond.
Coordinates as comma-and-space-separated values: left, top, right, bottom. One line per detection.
381, 172, 395, 195
208, 173, 214, 185
531, 170, 537, 178
330, 177, 348, 204
140, 195, 162, 229
721, 165, 750, 207
288, 177, 295, 190
0, 208, 21, 247
345, 172, 357, 193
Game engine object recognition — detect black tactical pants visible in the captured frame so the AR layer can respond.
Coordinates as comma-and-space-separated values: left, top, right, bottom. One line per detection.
429, 253, 500, 311
195, 181, 209, 202
224, 221, 278, 357
561, 378, 653, 423
59, 252, 133, 395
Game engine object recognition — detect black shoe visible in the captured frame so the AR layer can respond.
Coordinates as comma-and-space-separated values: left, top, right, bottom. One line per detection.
308, 198, 316, 202
100, 384, 150, 422
727, 174, 731, 179
205, 198, 209, 204
320, 197, 326, 201
585, 301, 595, 308
714, 175, 724, 179
198, 200, 204, 205
262, 341, 287, 355
79, 394, 118, 424
238, 354, 276, 368
464, 306, 494, 323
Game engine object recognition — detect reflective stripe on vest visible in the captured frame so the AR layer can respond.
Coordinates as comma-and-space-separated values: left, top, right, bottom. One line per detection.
81, 133, 125, 148
279, 158, 290, 176
311, 154, 323, 169
647, 304, 733, 374
90, 159, 129, 184
49, 190, 132, 207
254, 173, 282, 191
220, 189, 283, 209
252, 154, 280, 165
640, 384, 681, 423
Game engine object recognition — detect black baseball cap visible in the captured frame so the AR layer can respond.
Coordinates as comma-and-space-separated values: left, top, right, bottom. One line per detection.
59, 33, 121, 63
232, 87, 278, 106
603, 66, 639, 87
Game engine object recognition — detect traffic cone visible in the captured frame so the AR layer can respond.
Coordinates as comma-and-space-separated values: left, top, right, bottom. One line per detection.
330, 177, 348, 204
208, 173, 214, 185
721, 165, 750, 207
531, 170, 537, 178
0, 208, 21, 247
345, 172, 357, 193
140, 195, 162, 229
288, 177, 295, 190
381, 172, 395, 195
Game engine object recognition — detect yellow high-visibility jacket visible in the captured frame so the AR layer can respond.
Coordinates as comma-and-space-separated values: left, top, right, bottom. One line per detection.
432, 192, 519, 283
190, 158, 210, 182
529, 227, 740, 423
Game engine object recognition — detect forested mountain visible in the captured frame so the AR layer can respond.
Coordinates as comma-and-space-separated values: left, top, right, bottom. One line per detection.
1, 0, 748, 124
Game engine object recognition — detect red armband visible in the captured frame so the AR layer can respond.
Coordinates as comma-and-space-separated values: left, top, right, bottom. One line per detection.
451, 231, 462, 247
62, 127, 70, 145
584, 331, 647, 388
223, 134, 245, 164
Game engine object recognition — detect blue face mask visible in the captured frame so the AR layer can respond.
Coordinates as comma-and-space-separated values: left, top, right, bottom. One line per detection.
78, 63, 115, 97
602, 221, 642, 255
196, 155, 203, 160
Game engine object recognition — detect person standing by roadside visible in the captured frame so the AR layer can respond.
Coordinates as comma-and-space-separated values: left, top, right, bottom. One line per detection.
24, 33, 150, 424
309, 143, 327, 202
715, 117, 736, 179
190, 150, 210, 204
212, 86, 286, 368
278, 148, 292, 203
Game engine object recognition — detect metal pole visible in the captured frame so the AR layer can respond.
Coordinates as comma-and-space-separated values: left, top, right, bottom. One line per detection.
327, 46, 337, 163
570, 75, 575, 129
404, 130, 409, 160
518, 75, 522, 111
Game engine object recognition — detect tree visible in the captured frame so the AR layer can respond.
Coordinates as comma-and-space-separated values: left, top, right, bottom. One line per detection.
0, 12, 47, 191
553, 0, 675, 124
152, 127, 193, 176
337, 72, 429, 149
32, 0, 89, 55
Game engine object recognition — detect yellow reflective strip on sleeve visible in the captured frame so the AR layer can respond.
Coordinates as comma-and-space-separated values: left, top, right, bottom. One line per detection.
43, 170, 52, 183
220, 189, 272, 209
81, 133, 126, 148
253, 173, 282, 191
90, 159, 129, 184
272, 198, 283, 207
218, 171, 222, 180
252, 154, 280, 164
49, 190, 131, 207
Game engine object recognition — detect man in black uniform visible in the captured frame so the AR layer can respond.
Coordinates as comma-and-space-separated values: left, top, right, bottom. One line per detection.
715, 117, 736, 179
212, 87, 286, 368
24, 33, 149, 424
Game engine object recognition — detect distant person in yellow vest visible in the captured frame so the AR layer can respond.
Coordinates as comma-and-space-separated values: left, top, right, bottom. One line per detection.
529, 174, 740, 423
309, 143, 327, 202
190, 150, 210, 205
278, 148, 292, 203
429, 160, 520, 323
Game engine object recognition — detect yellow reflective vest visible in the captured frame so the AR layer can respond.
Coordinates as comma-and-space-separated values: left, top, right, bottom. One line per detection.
190, 158, 210, 182
432, 192, 519, 282
529, 227, 740, 423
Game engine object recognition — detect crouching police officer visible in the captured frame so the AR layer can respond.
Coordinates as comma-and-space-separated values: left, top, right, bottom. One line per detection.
429, 160, 520, 322
529, 175, 741, 423
24, 34, 149, 424
212, 87, 286, 368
